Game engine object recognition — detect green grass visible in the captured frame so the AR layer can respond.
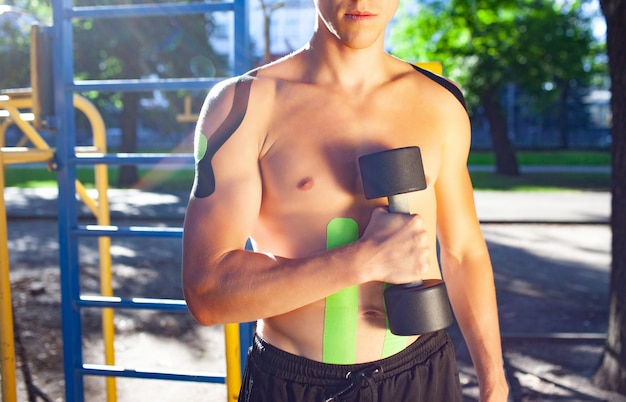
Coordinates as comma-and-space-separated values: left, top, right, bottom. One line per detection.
3, 150, 611, 192
466, 150, 611, 191
3, 166, 195, 191
468, 150, 610, 166
469, 172, 609, 192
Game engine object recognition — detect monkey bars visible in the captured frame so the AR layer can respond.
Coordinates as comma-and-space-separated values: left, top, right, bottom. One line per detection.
0, 90, 110, 402
1, 1, 254, 400
49, 0, 253, 400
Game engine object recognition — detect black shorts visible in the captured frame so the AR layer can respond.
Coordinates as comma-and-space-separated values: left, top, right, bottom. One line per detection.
239, 331, 463, 402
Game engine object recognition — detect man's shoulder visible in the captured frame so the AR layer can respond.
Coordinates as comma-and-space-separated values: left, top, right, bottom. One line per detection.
203, 67, 277, 116
407, 64, 467, 112
211, 69, 263, 96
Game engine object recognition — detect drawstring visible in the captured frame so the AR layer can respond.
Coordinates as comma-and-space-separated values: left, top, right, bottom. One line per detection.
324, 365, 383, 402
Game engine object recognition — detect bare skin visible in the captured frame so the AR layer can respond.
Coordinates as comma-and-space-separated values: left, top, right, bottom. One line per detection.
183, 0, 508, 400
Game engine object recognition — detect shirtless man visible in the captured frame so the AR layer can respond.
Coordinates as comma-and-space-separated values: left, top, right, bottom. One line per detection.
182, 0, 508, 400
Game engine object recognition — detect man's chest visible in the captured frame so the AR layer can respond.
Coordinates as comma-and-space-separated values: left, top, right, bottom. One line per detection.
261, 95, 442, 186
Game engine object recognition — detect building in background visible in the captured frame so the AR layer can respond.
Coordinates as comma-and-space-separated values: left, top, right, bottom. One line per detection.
210, 0, 316, 69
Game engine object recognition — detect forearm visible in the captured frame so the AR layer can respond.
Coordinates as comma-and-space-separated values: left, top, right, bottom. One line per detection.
183, 241, 368, 326
442, 250, 508, 399
183, 207, 430, 327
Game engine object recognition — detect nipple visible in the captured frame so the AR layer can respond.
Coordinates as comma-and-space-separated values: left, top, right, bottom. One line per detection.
297, 177, 314, 191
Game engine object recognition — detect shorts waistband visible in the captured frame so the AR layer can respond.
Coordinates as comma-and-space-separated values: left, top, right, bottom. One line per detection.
250, 330, 451, 385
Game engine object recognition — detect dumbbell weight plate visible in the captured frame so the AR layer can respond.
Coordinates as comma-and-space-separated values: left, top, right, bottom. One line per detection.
384, 279, 453, 335
358, 146, 427, 200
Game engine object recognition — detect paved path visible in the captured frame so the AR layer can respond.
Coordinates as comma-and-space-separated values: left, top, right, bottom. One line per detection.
468, 165, 611, 174
2, 187, 612, 223
474, 190, 610, 223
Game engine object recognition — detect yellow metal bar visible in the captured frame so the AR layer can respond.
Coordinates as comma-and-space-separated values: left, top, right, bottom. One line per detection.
0, 148, 97, 166
0, 121, 10, 147
0, 95, 32, 109
0, 103, 49, 150
415, 61, 444, 75
0, 147, 58, 402
73, 94, 117, 402
2, 91, 244, 402
15, 137, 29, 148
0, 154, 18, 402
1, 92, 39, 150
73, 95, 105, 152
176, 96, 199, 123
75, 181, 99, 217
224, 323, 242, 402
0, 148, 53, 165
98, 238, 115, 402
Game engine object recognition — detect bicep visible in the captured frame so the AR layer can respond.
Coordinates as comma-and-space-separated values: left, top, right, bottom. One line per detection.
435, 108, 484, 258
183, 80, 264, 279
182, 159, 262, 304
183, 175, 261, 265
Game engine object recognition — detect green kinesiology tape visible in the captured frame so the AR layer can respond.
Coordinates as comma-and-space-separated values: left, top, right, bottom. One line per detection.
323, 218, 359, 364
382, 283, 408, 358
323, 218, 408, 363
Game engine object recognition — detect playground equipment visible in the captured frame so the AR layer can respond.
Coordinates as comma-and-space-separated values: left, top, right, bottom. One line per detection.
0, 89, 112, 402
1, 1, 254, 401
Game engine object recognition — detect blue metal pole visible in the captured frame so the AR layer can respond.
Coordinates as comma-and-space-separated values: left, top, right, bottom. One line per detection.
52, 0, 84, 400
233, 0, 251, 75
79, 365, 227, 383
69, 2, 235, 20
239, 235, 256, 376
48, 1, 253, 400
238, 322, 254, 376
71, 78, 220, 93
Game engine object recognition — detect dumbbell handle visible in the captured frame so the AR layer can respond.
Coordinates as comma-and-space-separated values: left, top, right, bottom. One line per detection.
387, 193, 411, 214
387, 192, 423, 287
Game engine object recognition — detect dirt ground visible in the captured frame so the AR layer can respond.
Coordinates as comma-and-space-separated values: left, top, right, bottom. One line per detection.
7, 217, 229, 402
4, 188, 626, 402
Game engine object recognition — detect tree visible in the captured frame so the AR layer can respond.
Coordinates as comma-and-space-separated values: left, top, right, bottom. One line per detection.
259, 0, 285, 63
0, 9, 32, 91
73, 0, 228, 186
257, 0, 310, 64
0, 1, 51, 93
592, 0, 626, 394
389, 0, 596, 175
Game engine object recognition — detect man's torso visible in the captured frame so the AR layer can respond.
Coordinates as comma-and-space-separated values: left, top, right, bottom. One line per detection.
236, 54, 463, 363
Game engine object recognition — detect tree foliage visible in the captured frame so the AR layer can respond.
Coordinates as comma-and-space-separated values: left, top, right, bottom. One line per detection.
72, 0, 228, 186
73, 1, 227, 82
390, 0, 597, 174
0, 19, 30, 90
1, 1, 226, 186
0, 0, 52, 90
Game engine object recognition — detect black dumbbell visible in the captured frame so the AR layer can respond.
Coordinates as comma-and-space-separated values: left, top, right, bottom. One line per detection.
358, 146, 453, 335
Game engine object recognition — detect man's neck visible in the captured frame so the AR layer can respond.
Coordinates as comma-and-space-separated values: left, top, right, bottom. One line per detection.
301, 30, 391, 93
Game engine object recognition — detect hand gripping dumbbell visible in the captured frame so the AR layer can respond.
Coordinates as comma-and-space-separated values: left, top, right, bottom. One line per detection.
358, 146, 453, 335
